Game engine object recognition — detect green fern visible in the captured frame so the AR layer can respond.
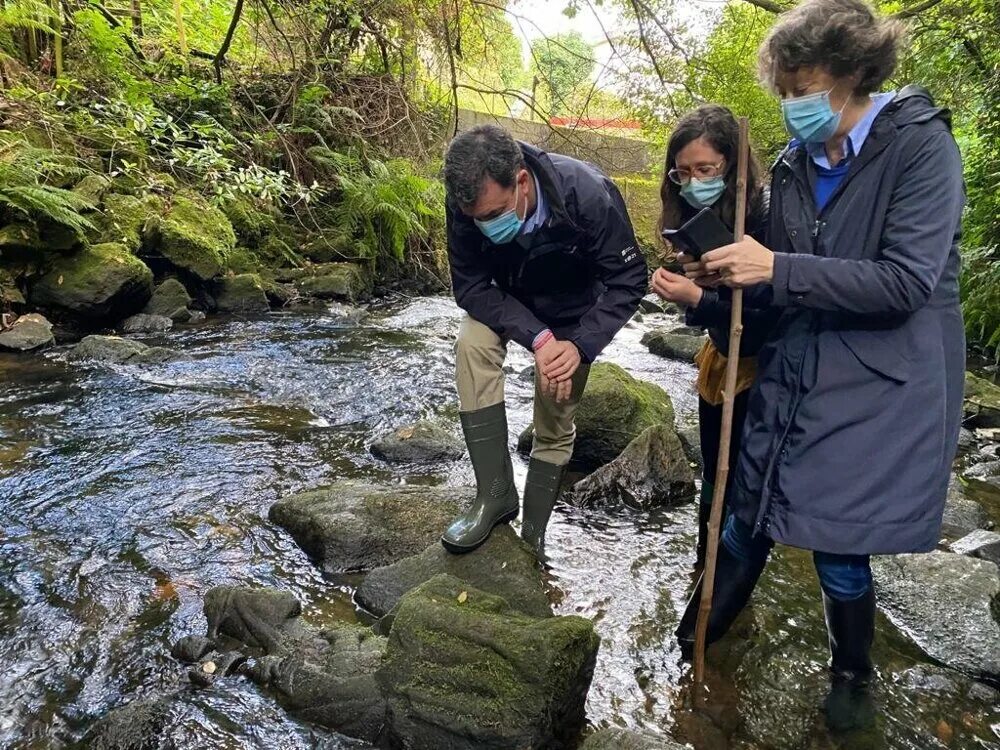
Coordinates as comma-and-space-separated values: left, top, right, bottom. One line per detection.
0, 137, 96, 239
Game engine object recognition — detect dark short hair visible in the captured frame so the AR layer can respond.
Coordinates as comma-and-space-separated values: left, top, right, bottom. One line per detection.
657, 104, 764, 245
758, 0, 903, 96
444, 124, 525, 207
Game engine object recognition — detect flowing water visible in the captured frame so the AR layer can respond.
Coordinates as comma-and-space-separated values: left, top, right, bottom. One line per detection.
0, 297, 997, 749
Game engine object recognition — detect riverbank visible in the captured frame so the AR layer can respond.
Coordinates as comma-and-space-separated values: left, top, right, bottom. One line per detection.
0, 296, 997, 749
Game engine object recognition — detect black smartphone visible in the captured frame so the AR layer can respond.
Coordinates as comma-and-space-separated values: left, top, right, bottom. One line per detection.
660, 207, 734, 261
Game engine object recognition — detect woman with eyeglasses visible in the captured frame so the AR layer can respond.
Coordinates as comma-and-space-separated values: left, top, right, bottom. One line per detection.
651, 104, 777, 568
675, 0, 965, 732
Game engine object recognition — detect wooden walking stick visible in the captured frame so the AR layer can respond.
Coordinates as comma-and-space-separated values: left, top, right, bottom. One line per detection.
692, 116, 750, 688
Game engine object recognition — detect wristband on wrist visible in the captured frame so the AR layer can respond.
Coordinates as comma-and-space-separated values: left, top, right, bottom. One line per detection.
532, 329, 554, 351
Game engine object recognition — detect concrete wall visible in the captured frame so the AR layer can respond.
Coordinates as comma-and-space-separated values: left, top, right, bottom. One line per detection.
450, 109, 654, 177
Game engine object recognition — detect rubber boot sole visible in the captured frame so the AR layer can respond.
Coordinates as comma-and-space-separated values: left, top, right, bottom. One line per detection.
440, 506, 519, 554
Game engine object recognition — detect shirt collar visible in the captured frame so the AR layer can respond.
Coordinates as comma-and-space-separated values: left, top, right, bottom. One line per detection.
808, 91, 896, 168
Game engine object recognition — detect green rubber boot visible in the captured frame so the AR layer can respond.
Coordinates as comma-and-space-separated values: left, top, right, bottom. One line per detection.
520, 457, 565, 556
441, 402, 519, 554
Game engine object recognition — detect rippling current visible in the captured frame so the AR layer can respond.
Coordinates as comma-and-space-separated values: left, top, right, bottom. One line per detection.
0, 297, 997, 749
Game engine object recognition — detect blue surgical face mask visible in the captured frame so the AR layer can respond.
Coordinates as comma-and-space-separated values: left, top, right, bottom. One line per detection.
781, 88, 848, 143
475, 184, 525, 244
680, 175, 726, 209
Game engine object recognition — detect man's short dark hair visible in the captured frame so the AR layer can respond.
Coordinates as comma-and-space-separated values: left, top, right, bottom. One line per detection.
444, 124, 526, 207
758, 0, 903, 96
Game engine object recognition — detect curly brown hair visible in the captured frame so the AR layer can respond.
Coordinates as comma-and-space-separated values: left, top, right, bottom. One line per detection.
758, 0, 903, 96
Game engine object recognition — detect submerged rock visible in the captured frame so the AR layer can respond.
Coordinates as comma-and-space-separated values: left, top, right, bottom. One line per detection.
30, 242, 153, 322
143, 278, 194, 322
580, 728, 686, 749
376, 573, 599, 750
571, 424, 696, 510
642, 329, 705, 362
67, 335, 188, 365
965, 372, 1000, 429
214, 273, 270, 314
0, 313, 54, 351
872, 551, 1000, 680
82, 697, 174, 750
120, 313, 172, 334
518, 363, 675, 470
356, 525, 550, 620
369, 420, 464, 463
268, 481, 470, 573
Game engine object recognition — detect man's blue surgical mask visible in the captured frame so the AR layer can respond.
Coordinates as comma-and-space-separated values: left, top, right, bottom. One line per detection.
475, 185, 524, 244
680, 175, 726, 209
781, 88, 848, 143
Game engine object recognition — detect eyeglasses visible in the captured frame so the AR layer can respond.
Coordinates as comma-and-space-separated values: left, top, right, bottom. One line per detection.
667, 162, 726, 185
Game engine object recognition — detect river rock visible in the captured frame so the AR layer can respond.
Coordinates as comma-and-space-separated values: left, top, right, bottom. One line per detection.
965, 372, 1000, 429
268, 482, 470, 573
376, 573, 599, 750
144, 193, 235, 280
119, 313, 172, 334
642, 329, 706, 362
83, 697, 174, 750
677, 423, 702, 470
0, 314, 54, 351
638, 295, 680, 316
214, 273, 270, 313
948, 529, 1000, 566
199, 585, 387, 742
580, 728, 686, 749
571, 424, 696, 509
941, 477, 992, 539
668, 324, 704, 337
30, 242, 153, 322
518, 363, 675, 470
369, 420, 464, 463
98, 193, 163, 252
356, 525, 550, 620
67, 335, 188, 365
872, 551, 1000, 679
294, 263, 372, 302
143, 278, 194, 322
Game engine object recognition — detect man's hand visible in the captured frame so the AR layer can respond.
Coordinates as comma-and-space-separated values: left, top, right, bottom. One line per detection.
651, 267, 704, 306
537, 339, 581, 382
684, 237, 775, 288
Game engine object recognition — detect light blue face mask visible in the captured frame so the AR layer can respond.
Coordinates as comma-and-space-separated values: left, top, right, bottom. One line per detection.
475, 185, 524, 245
781, 88, 847, 143
680, 175, 726, 209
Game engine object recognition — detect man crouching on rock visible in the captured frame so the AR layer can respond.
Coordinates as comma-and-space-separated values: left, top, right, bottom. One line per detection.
441, 124, 647, 557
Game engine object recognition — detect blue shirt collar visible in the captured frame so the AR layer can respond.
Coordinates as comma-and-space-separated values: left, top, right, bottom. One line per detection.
808, 91, 896, 168
519, 168, 548, 235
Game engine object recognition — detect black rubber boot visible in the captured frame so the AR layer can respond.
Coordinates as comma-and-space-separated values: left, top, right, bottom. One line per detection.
520, 457, 564, 557
675, 536, 767, 660
823, 588, 876, 732
441, 403, 519, 554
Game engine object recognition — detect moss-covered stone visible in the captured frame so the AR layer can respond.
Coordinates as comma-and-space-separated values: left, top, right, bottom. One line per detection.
519, 362, 675, 470
73, 174, 112, 206
143, 278, 193, 321
642, 329, 706, 361
145, 193, 235, 280
214, 273, 269, 313
965, 372, 1000, 428
67, 335, 189, 365
98, 193, 164, 252
219, 196, 277, 249
30, 242, 153, 321
294, 262, 372, 302
222, 246, 263, 275
376, 573, 599, 750
269, 481, 471, 573
300, 228, 357, 264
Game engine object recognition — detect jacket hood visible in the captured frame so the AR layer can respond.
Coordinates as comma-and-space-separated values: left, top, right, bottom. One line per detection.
883, 84, 951, 130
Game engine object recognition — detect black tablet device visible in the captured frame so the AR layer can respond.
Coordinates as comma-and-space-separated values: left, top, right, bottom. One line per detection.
660, 207, 734, 261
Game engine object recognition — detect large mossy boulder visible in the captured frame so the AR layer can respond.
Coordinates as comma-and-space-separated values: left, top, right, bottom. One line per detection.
571, 424, 696, 509
214, 273, 270, 313
518, 363, 675, 470
872, 551, 1000, 680
268, 482, 470, 573
97, 193, 164, 252
376, 573, 600, 750
144, 194, 235, 280
356, 525, 550, 620
219, 196, 278, 249
965, 372, 1000, 429
0, 313, 54, 351
292, 263, 373, 302
30, 242, 153, 322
